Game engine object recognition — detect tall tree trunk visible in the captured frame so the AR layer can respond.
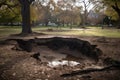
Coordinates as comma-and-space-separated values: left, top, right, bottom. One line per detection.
21, 1, 32, 34
112, 7, 120, 22
112, 2, 120, 25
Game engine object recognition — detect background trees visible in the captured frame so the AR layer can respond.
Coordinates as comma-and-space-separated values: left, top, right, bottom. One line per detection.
0, 0, 120, 35
31, 0, 81, 27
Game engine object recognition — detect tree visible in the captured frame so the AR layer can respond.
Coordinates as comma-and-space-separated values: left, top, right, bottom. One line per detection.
31, 0, 53, 26
103, 0, 120, 21
18, 0, 34, 34
0, 0, 7, 7
75, 0, 93, 26
91, 0, 120, 25
0, 0, 21, 25
87, 10, 105, 25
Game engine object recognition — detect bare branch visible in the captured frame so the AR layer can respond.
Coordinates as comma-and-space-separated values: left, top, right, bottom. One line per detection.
29, 0, 35, 4
111, 0, 120, 12
18, 0, 23, 4
7, 6, 19, 15
0, 0, 6, 7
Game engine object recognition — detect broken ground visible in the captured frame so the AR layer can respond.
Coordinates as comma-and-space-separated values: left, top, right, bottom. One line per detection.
0, 35, 120, 80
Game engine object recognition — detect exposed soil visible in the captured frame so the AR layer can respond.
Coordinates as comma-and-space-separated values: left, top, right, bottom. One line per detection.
0, 35, 120, 80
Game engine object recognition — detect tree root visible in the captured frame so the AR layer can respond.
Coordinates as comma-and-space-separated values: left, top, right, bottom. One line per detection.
60, 64, 120, 77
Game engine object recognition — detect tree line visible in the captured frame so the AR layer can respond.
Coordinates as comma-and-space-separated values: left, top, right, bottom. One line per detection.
0, 0, 120, 34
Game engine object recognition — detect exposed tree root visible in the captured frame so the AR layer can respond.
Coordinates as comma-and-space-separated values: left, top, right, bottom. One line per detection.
61, 64, 120, 77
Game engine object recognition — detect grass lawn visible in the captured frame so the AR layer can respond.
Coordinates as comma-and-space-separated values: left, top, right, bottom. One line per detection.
0, 26, 120, 38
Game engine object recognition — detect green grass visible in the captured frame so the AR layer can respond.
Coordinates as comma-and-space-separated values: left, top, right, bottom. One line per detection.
0, 26, 21, 37
0, 26, 120, 38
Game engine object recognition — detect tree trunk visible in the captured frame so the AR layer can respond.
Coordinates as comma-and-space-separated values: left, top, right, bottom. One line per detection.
45, 20, 48, 26
21, 0, 32, 34
112, 3, 120, 26
114, 7, 120, 19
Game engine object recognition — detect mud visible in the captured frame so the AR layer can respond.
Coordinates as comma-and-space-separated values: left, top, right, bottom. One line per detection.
0, 36, 120, 80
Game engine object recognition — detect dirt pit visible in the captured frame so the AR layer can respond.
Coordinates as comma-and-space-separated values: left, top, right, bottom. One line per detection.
0, 36, 120, 80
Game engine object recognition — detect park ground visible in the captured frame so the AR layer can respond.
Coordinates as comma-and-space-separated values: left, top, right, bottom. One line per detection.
0, 26, 120, 80
0, 26, 120, 38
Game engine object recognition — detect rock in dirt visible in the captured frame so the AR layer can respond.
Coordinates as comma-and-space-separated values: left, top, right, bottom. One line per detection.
31, 52, 41, 61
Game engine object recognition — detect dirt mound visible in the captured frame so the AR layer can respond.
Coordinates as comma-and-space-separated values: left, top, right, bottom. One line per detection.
11, 37, 102, 62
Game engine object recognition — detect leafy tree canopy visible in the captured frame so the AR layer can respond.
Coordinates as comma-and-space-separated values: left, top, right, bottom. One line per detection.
0, 0, 21, 23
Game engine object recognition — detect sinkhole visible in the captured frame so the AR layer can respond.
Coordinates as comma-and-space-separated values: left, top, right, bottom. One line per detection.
11, 37, 103, 67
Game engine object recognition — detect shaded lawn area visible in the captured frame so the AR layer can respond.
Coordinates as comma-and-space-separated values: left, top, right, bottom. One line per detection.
0, 26, 21, 37
0, 26, 120, 38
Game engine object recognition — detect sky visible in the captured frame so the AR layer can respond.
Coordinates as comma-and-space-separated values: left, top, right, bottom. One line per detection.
36, 0, 94, 11
56, 0, 94, 11
75, 0, 94, 11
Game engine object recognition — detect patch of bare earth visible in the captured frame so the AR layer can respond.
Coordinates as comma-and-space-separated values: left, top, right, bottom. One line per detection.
0, 36, 120, 80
